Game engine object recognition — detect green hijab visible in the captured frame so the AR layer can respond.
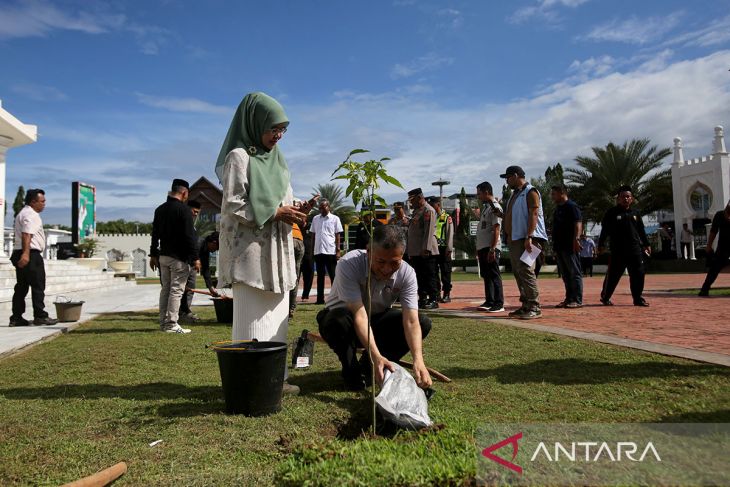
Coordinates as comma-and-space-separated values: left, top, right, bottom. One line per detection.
215, 92, 290, 227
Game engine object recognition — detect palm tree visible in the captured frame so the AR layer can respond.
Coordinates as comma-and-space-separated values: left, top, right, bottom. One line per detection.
565, 139, 672, 224
311, 183, 357, 224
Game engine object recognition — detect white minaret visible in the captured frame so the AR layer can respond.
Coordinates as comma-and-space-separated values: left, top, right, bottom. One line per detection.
713, 125, 727, 155
0, 101, 38, 260
672, 137, 684, 166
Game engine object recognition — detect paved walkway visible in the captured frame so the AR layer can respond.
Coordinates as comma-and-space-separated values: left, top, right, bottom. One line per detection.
0, 284, 165, 358
436, 273, 730, 366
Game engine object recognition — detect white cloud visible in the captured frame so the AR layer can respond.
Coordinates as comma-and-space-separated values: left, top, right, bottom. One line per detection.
11, 83, 68, 101
134, 93, 230, 114
0, 0, 123, 39
662, 14, 730, 48
437, 8, 463, 29
584, 12, 683, 45
509, 0, 589, 24
391, 53, 454, 79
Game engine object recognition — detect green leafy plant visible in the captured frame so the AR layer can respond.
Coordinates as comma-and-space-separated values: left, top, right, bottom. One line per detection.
331, 149, 403, 435
75, 238, 99, 258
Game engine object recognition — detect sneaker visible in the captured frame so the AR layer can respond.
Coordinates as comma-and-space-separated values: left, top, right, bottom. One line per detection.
179, 312, 200, 323
564, 302, 583, 309
600, 298, 614, 306
519, 310, 542, 320
441, 294, 451, 303
164, 324, 191, 334
633, 299, 650, 307
554, 301, 567, 308
33, 316, 59, 326
283, 382, 300, 395
488, 306, 505, 313
477, 301, 493, 311
421, 300, 439, 310
9, 316, 30, 327
508, 308, 527, 318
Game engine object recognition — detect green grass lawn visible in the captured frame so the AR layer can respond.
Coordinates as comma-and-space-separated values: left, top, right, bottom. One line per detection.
669, 287, 730, 296
1, 305, 728, 486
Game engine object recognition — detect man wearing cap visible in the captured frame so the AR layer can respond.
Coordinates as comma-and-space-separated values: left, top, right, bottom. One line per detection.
495, 166, 548, 319
598, 185, 651, 306
427, 196, 454, 303
407, 188, 440, 309
388, 202, 410, 261
150, 179, 201, 333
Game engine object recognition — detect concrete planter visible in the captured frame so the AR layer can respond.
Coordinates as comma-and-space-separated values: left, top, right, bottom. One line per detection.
109, 261, 133, 273
72, 257, 106, 271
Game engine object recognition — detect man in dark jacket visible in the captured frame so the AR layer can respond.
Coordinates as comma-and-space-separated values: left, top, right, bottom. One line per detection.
150, 179, 201, 333
598, 185, 651, 307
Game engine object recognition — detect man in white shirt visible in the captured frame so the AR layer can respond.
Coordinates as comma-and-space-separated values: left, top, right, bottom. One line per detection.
10, 189, 58, 326
317, 225, 432, 391
310, 199, 343, 304
475, 182, 504, 312
680, 223, 694, 259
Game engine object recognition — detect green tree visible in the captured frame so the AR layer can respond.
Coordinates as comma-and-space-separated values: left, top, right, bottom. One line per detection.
12, 186, 25, 217
565, 139, 672, 224
311, 183, 357, 225
96, 219, 153, 234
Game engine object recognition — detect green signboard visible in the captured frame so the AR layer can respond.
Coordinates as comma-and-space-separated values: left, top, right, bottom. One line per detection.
72, 182, 96, 243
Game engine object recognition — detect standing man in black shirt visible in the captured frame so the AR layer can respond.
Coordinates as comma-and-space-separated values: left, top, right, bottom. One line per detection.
550, 184, 583, 308
180, 232, 220, 321
598, 185, 651, 307
699, 199, 730, 296
150, 179, 201, 333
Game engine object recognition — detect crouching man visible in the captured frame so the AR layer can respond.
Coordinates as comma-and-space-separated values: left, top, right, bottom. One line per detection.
316, 225, 433, 391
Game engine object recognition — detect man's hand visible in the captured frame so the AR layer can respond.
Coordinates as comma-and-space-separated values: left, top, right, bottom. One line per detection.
193, 259, 202, 272
524, 238, 533, 253
275, 206, 308, 227
16, 253, 30, 269
208, 286, 220, 297
421, 250, 431, 257
149, 256, 159, 271
597, 246, 606, 255
446, 250, 452, 260
487, 249, 496, 263
412, 359, 432, 389
643, 246, 652, 257
373, 354, 395, 386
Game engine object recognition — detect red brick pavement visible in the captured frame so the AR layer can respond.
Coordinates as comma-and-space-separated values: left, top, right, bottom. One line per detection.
439, 273, 730, 356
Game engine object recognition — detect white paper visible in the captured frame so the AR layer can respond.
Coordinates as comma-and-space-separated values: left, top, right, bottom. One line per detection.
520, 246, 542, 266
295, 356, 310, 368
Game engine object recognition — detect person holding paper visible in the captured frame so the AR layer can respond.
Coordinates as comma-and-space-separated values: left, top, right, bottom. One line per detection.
495, 166, 548, 320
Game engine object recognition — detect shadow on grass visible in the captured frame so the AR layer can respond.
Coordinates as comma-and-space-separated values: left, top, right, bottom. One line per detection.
443, 359, 727, 385
0, 381, 221, 402
658, 409, 730, 422
71, 327, 161, 334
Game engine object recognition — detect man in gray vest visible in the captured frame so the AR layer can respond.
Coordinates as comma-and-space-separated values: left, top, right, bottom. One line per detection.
495, 166, 548, 319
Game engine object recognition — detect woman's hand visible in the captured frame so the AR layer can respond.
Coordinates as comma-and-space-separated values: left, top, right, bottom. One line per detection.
275, 206, 308, 227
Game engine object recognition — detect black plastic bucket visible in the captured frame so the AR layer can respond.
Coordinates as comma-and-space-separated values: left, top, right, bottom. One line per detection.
211, 340, 287, 416
211, 298, 233, 323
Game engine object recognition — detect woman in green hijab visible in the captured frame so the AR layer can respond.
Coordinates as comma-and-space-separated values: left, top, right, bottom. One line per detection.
217, 92, 310, 395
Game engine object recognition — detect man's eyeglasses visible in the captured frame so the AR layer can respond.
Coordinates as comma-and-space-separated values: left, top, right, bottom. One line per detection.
267, 127, 287, 136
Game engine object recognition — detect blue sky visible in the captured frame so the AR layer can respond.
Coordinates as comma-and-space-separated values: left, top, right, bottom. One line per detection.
1, 0, 729, 226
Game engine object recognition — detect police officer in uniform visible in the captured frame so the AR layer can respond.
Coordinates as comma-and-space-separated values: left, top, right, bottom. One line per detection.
427, 196, 454, 303
407, 188, 440, 309
598, 185, 652, 306
388, 202, 410, 262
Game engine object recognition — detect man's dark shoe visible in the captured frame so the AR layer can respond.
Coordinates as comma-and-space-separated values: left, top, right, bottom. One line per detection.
441, 293, 451, 303
600, 298, 614, 306
33, 316, 59, 326
633, 299, 650, 307
421, 300, 439, 310
698, 290, 709, 297
9, 317, 30, 327
477, 301, 493, 311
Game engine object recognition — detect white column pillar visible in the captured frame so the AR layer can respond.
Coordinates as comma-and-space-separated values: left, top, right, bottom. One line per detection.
0, 135, 11, 261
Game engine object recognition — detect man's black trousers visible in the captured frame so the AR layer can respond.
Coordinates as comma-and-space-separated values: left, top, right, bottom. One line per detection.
601, 250, 646, 303
10, 250, 48, 319
314, 253, 337, 303
410, 255, 439, 302
317, 307, 431, 381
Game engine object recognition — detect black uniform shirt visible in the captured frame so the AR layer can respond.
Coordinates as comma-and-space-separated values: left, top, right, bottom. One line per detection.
710, 210, 730, 254
150, 196, 198, 264
598, 205, 649, 254
552, 199, 582, 252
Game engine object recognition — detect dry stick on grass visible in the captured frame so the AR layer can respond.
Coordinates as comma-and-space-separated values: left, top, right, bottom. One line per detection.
60, 462, 128, 487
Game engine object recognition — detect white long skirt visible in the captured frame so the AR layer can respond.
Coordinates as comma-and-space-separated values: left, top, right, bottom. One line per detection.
231, 283, 289, 344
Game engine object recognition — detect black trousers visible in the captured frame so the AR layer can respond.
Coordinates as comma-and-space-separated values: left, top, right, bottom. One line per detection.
478, 248, 504, 307
10, 250, 48, 319
410, 255, 439, 302
317, 307, 432, 379
314, 253, 337, 303
435, 246, 452, 295
601, 251, 645, 303
700, 252, 730, 293
300, 253, 314, 299
580, 257, 594, 277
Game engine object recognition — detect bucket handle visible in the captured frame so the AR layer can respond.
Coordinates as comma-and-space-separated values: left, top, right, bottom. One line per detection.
206, 339, 258, 351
